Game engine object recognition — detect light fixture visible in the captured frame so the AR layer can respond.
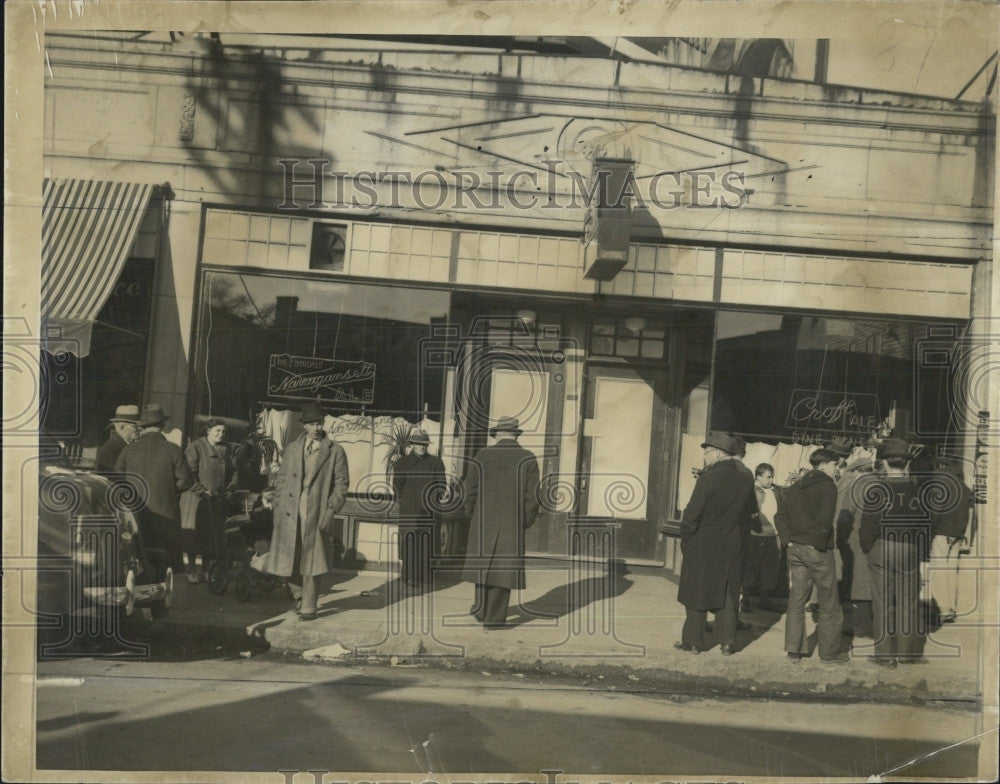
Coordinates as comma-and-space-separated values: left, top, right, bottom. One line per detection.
516, 309, 537, 326
624, 316, 646, 335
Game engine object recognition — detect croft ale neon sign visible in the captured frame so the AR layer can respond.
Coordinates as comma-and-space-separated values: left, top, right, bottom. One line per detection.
785, 389, 881, 433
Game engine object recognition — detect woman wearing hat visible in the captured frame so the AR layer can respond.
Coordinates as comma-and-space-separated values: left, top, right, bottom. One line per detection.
392, 429, 446, 587
180, 419, 238, 583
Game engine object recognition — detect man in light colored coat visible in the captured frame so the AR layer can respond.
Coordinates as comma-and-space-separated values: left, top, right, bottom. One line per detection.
461, 416, 540, 630
267, 402, 349, 620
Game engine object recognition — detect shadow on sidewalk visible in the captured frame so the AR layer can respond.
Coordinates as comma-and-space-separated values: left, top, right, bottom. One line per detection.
506, 560, 635, 627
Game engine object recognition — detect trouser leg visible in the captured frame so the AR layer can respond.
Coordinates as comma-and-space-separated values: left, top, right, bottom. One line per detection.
760, 537, 781, 596
300, 575, 319, 614
785, 544, 811, 655
483, 585, 510, 627
867, 540, 894, 659
897, 544, 922, 659
814, 549, 845, 659
682, 608, 707, 649
715, 584, 739, 646
471, 583, 486, 622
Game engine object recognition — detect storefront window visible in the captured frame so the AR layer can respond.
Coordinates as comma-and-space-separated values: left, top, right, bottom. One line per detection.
192, 269, 451, 424
710, 310, 958, 448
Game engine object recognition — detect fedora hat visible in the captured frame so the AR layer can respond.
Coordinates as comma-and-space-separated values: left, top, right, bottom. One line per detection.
110, 404, 140, 424
299, 401, 326, 424
811, 447, 839, 465
408, 430, 431, 445
878, 437, 912, 460
138, 403, 169, 427
826, 437, 854, 458
489, 416, 523, 437
701, 431, 740, 455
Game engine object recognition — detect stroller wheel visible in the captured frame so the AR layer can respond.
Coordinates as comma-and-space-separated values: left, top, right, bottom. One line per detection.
163, 567, 174, 607
208, 561, 229, 595
124, 569, 136, 616
235, 573, 253, 603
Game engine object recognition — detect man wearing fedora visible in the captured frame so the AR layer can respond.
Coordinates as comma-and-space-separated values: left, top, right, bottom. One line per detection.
393, 429, 447, 588
114, 404, 194, 589
461, 416, 540, 630
96, 404, 140, 472
266, 402, 349, 620
858, 437, 932, 667
676, 431, 757, 655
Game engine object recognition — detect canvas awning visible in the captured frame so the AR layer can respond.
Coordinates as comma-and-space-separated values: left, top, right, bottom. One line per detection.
41, 178, 157, 356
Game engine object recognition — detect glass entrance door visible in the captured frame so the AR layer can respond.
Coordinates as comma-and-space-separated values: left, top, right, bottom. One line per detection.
578, 364, 670, 561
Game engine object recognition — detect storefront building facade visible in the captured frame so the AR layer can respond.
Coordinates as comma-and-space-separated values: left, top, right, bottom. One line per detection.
42, 34, 994, 565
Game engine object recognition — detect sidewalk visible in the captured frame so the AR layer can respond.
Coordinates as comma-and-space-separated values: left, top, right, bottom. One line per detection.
155, 561, 985, 705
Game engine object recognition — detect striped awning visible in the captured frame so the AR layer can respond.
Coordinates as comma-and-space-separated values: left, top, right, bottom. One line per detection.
41, 178, 156, 356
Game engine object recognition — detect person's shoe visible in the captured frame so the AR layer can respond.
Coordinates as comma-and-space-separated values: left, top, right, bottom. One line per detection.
739, 598, 752, 613
673, 641, 700, 654
483, 624, 507, 632
897, 656, 930, 665
939, 612, 957, 624
786, 652, 802, 663
736, 619, 753, 631
298, 611, 317, 621
820, 653, 851, 664
720, 644, 736, 656
867, 656, 897, 669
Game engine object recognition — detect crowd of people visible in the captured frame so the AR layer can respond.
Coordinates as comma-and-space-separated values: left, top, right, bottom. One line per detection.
675, 431, 977, 666
93, 401, 975, 649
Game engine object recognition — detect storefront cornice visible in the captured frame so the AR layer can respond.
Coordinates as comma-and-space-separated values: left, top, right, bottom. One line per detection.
44, 39, 994, 139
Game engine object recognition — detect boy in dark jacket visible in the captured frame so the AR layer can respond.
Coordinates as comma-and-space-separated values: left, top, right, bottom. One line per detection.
775, 447, 847, 663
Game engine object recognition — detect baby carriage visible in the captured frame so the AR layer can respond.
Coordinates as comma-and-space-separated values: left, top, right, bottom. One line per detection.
206, 490, 281, 603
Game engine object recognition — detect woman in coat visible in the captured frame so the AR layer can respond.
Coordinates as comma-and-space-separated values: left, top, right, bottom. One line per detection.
180, 419, 236, 583
266, 403, 349, 619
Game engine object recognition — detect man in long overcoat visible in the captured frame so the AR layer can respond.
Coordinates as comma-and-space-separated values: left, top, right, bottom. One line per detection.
267, 402, 349, 620
114, 403, 194, 582
461, 416, 540, 629
393, 429, 446, 587
676, 431, 757, 655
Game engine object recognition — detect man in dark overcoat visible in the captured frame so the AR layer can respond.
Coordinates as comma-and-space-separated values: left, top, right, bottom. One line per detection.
675, 431, 757, 655
393, 429, 446, 587
114, 404, 194, 583
461, 416, 540, 630
267, 402, 349, 620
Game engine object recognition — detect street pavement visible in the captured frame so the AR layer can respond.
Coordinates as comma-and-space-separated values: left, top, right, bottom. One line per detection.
108, 559, 987, 707
34, 657, 984, 776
